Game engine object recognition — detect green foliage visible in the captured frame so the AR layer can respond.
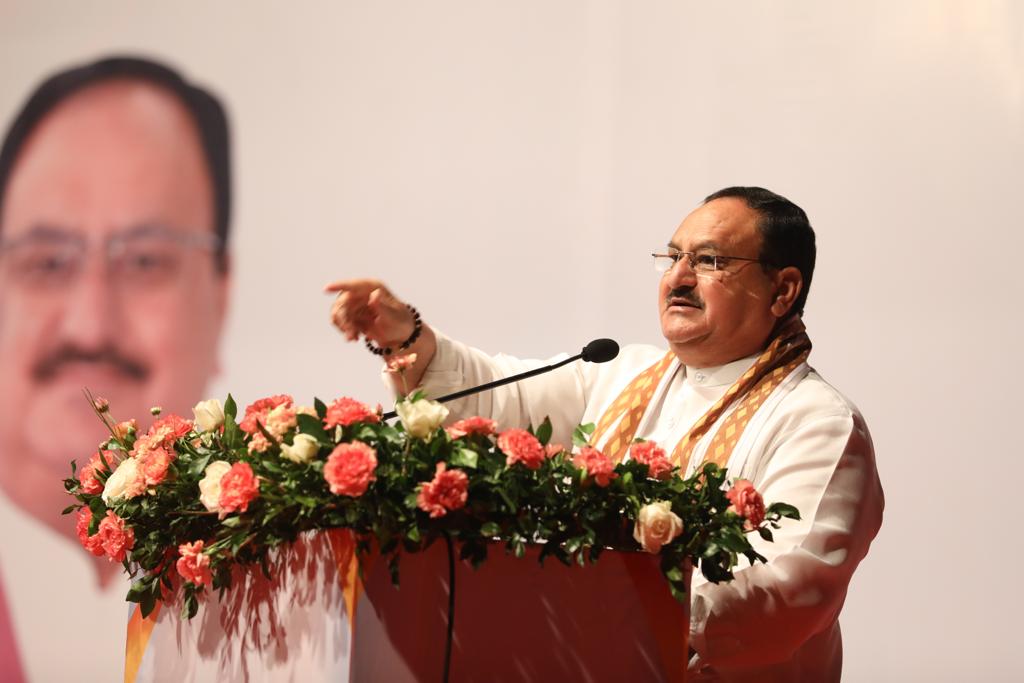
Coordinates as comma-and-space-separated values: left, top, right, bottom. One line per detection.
64, 396, 797, 620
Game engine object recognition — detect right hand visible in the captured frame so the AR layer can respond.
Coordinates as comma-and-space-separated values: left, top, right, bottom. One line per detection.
324, 279, 416, 347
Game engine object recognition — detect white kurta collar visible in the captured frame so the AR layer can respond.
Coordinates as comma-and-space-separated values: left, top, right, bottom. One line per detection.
683, 352, 760, 388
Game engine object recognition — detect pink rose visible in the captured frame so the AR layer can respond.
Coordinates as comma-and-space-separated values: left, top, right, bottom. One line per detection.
629, 441, 674, 480
572, 446, 618, 487
385, 353, 418, 373
218, 462, 260, 514
323, 397, 382, 429
79, 451, 110, 495
447, 416, 498, 439
176, 541, 213, 588
147, 414, 194, 448
497, 429, 547, 470
98, 511, 135, 563
417, 463, 469, 518
726, 479, 765, 529
139, 446, 174, 488
633, 501, 684, 553
324, 441, 378, 497
240, 395, 294, 434
75, 508, 105, 557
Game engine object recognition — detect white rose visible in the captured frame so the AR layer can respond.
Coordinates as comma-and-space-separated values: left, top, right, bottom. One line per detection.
193, 399, 225, 433
199, 460, 233, 512
102, 456, 141, 504
395, 399, 449, 441
281, 433, 320, 464
633, 501, 684, 554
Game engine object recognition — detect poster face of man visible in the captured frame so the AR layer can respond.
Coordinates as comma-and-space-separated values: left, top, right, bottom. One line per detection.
0, 79, 228, 534
0, 65, 230, 681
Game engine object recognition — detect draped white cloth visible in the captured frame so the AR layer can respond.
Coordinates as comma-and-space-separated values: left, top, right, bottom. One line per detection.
409, 330, 884, 682
0, 489, 128, 682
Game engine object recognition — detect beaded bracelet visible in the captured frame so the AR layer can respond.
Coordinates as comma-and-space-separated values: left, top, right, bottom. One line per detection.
364, 304, 422, 356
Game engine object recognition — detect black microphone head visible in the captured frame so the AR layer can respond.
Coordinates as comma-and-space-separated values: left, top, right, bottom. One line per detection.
581, 338, 619, 363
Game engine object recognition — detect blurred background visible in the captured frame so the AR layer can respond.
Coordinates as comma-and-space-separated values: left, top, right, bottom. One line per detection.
0, 1, 1021, 680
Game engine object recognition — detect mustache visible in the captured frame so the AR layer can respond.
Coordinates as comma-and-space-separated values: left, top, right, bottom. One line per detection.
666, 286, 703, 309
32, 345, 150, 383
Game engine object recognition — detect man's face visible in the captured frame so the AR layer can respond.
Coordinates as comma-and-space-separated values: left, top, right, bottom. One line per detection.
658, 197, 782, 367
0, 80, 228, 481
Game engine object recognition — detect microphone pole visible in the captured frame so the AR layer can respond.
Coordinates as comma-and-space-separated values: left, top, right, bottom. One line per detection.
381, 338, 618, 421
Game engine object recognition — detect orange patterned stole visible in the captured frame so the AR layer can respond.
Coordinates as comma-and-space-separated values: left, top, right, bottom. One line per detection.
592, 317, 811, 468
590, 352, 676, 462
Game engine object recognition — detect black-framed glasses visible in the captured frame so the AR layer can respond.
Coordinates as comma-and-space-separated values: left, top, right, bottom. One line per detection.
651, 248, 764, 274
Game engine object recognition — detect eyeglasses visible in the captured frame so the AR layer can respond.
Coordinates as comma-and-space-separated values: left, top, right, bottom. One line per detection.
0, 225, 222, 292
651, 248, 764, 274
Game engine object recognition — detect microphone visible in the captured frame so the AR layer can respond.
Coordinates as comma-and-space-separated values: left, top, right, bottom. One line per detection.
381, 338, 619, 420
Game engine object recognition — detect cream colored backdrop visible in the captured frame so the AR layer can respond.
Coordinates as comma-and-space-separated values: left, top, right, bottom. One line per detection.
2, 1, 1021, 680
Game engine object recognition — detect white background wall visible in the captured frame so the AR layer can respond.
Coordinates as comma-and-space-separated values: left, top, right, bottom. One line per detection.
2, 1, 1021, 679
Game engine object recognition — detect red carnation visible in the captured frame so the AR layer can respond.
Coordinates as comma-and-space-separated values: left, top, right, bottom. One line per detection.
497, 429, 546, 470
323, 397, 381, 429
417, 462, 469, 518
573, 446, 618, 487
78, 451, 110, 495
447, 416, 497, 439
726, 479, 765, 529
218, 462, 260, 515
75, 508, 105, 557
629, 441, 674, 480
147, 413, 194, 447
98, 511, 135, 563
324, 441, 378, 497
240, 394, 294, 434
176, 541, 213, 588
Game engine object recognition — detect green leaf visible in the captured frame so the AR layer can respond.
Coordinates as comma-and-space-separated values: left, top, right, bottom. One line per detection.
664, 566, 685, 582
534, 417, 553, 446
668, 582, 689, 603
480, 522, 501, 537
450, 448, 479, 470
757, 527, 774, 542
188, 453, 213, 478
297, 413, 330, 444
314, 398, 328, 419
572, 422, 596, 447
767, 502, 801, 521
224, 394, 237, 421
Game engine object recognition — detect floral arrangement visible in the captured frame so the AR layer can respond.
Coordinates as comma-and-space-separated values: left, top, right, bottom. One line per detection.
66, 372, 799, 620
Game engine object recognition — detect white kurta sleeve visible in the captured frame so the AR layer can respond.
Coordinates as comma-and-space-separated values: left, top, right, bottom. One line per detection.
410, 330, 591, 445
688, 410, 884, 675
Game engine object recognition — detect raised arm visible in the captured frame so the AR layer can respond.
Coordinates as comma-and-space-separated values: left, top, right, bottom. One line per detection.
325, 278, 438, 393
325, 278, 590, 441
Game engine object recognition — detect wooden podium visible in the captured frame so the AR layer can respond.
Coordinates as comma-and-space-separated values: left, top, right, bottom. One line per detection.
130, 531, 690, 682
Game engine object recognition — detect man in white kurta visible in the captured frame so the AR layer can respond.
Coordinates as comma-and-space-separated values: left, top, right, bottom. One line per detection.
328, 186, 884, 681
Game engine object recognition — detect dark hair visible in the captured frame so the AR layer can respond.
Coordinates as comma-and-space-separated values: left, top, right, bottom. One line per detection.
0, 55, 231, 272
704, 186, 816, 316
